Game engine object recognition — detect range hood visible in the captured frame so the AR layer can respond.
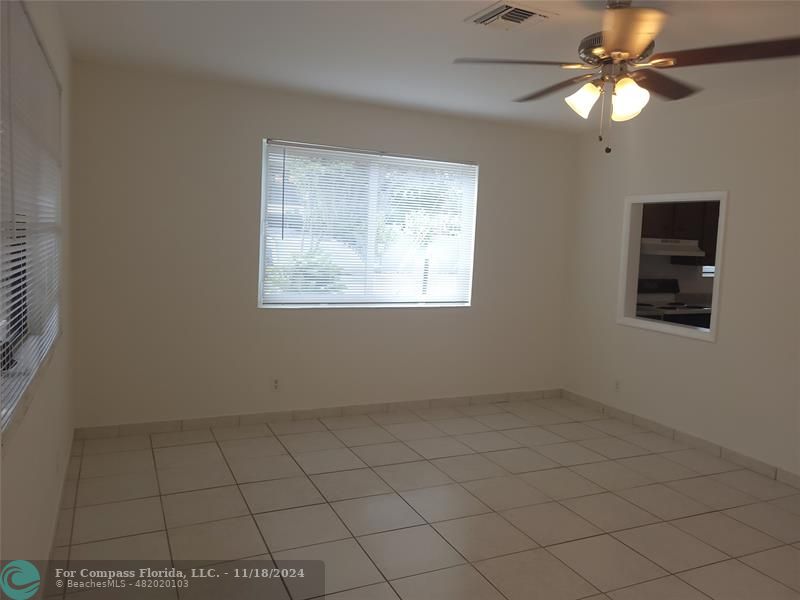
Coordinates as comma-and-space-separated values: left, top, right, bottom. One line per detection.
640, 238, 705, 257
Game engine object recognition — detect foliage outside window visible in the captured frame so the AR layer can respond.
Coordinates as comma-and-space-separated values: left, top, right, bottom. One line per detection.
259, 141, 478, 307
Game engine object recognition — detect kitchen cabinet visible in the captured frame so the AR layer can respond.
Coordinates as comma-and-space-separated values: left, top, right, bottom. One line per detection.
672, 201, 720, 266
699, 202, 720, 266
641, 201, 720, 266
641, 202, 676, 238
672, 202, 705, 240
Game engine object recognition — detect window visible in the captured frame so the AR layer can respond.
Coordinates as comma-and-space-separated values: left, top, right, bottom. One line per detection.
259, 140, 478, 308
617, 192, 726, 342
0, 1, 61, 429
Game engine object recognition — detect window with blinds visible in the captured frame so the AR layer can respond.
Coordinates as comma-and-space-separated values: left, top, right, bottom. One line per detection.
0, 1, 61, 430
259, 140, 478, 308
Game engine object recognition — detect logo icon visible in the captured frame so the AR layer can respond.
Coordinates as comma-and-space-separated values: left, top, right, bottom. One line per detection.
0, 561, 40, 600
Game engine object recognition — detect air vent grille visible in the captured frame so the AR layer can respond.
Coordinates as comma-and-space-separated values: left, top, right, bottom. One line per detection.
501, 7, 535, 24
468, 2, 555, 30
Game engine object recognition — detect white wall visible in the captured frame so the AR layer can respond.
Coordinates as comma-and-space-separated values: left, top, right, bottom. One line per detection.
71, 62, 577, 427
0, 1, 72, 560
69, 59, 799, 477
565, 91, 800, 475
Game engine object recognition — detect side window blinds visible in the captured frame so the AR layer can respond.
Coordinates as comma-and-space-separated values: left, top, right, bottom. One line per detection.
0, 1, 62, 430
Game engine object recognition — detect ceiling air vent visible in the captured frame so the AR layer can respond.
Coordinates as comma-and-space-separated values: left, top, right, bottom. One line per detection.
467, 2, 555, 30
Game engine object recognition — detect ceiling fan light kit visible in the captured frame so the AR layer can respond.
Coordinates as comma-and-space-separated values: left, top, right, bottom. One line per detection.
564, 82, 601, 119
610, 76, 650, 121
456, 1, 800, 131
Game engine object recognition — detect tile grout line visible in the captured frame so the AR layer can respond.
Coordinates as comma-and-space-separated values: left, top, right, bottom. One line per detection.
66, 479, 796, 570
329, 413, 586, 600
312, 412, 517, 600
316, 416, 520, 600
67, 413, 796, 512
508, 483, 670, 596
210, 428, 296, 600
535, 438, 800, 595
64, 441, 793, 515
148, 432, 178, 578
61, 399, 800, 597
377, 405, 800, 596
74, 389, 799, 484
54, 440, 83, 600
278, 415, 403, 599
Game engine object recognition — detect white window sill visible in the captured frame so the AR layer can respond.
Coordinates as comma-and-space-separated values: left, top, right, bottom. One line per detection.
259, 302, 472, 309
1, 327, 61, 438
617, 315, 716, 343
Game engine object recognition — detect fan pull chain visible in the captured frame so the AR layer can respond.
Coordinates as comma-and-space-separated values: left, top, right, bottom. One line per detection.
597, 83, 612, 154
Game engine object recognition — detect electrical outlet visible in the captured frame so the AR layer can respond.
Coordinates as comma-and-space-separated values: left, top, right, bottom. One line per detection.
273, 378, 280, 392
614, 380, 621, 392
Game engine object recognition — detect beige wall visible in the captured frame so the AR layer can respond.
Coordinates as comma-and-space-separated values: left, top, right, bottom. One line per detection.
71, 62, 577, 427
1, 4, 796, 563
564, 92, 800, 475
69, 56, 800, 479
1, 1, 73, 560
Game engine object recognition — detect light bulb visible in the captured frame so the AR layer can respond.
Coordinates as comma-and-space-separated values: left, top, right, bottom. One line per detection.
611, 77, 650, 122
564, 82, 601, 119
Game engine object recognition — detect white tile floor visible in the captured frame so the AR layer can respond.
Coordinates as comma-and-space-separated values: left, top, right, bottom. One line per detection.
55, 397, 800, 599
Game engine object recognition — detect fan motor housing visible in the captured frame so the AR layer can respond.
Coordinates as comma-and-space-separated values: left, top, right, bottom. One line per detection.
579, 31, 654, 65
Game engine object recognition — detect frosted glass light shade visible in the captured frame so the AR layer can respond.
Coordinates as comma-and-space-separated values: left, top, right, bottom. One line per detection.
611, 77, 650, 122
564, 83, 601, 119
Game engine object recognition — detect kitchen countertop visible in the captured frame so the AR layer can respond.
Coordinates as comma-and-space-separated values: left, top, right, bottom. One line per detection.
636, 306, 712, 317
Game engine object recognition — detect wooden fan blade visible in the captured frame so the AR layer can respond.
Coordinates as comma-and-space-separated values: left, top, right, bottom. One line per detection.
602, 7, 666, 58
648, 36, 800, 68
514, 73, 596, 102
630, 69, 700, 100
454, 58, 590, 68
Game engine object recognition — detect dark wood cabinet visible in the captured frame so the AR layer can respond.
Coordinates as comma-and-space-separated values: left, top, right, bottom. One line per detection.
641, 201, 720, 266
672, 202, 705, 241
699, 201, 720, 266
641, 202, 676, 238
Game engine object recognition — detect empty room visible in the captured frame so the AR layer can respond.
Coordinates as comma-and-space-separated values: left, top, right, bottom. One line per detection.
1, 1, 799, 599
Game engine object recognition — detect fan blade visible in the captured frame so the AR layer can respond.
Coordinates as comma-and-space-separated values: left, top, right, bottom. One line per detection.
514, 74, 597, 102
602, 7, 666, 58
630, 69, 700, 100
454, 58, 591, 69
648, 36, 800, 68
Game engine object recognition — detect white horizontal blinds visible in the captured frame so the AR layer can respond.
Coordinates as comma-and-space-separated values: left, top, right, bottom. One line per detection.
261, 141, 478, 307
0, 1, 61, 429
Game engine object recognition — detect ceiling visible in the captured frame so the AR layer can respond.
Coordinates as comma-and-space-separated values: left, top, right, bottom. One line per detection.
58, 1, 800, 130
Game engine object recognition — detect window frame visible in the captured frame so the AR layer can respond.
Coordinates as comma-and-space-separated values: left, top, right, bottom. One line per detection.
0, 0, 63, 433
617, 191, 727, 343
257, 139, 479, 309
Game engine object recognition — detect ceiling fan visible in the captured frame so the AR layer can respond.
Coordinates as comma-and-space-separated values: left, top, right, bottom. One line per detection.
455, 0, 800, 123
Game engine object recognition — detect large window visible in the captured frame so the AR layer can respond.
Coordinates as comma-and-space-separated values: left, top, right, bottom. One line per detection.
0, 1, 61, 429
259, 140, 478, 308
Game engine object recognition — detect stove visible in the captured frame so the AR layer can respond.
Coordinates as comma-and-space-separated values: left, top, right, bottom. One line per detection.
636, 279, 711, 328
